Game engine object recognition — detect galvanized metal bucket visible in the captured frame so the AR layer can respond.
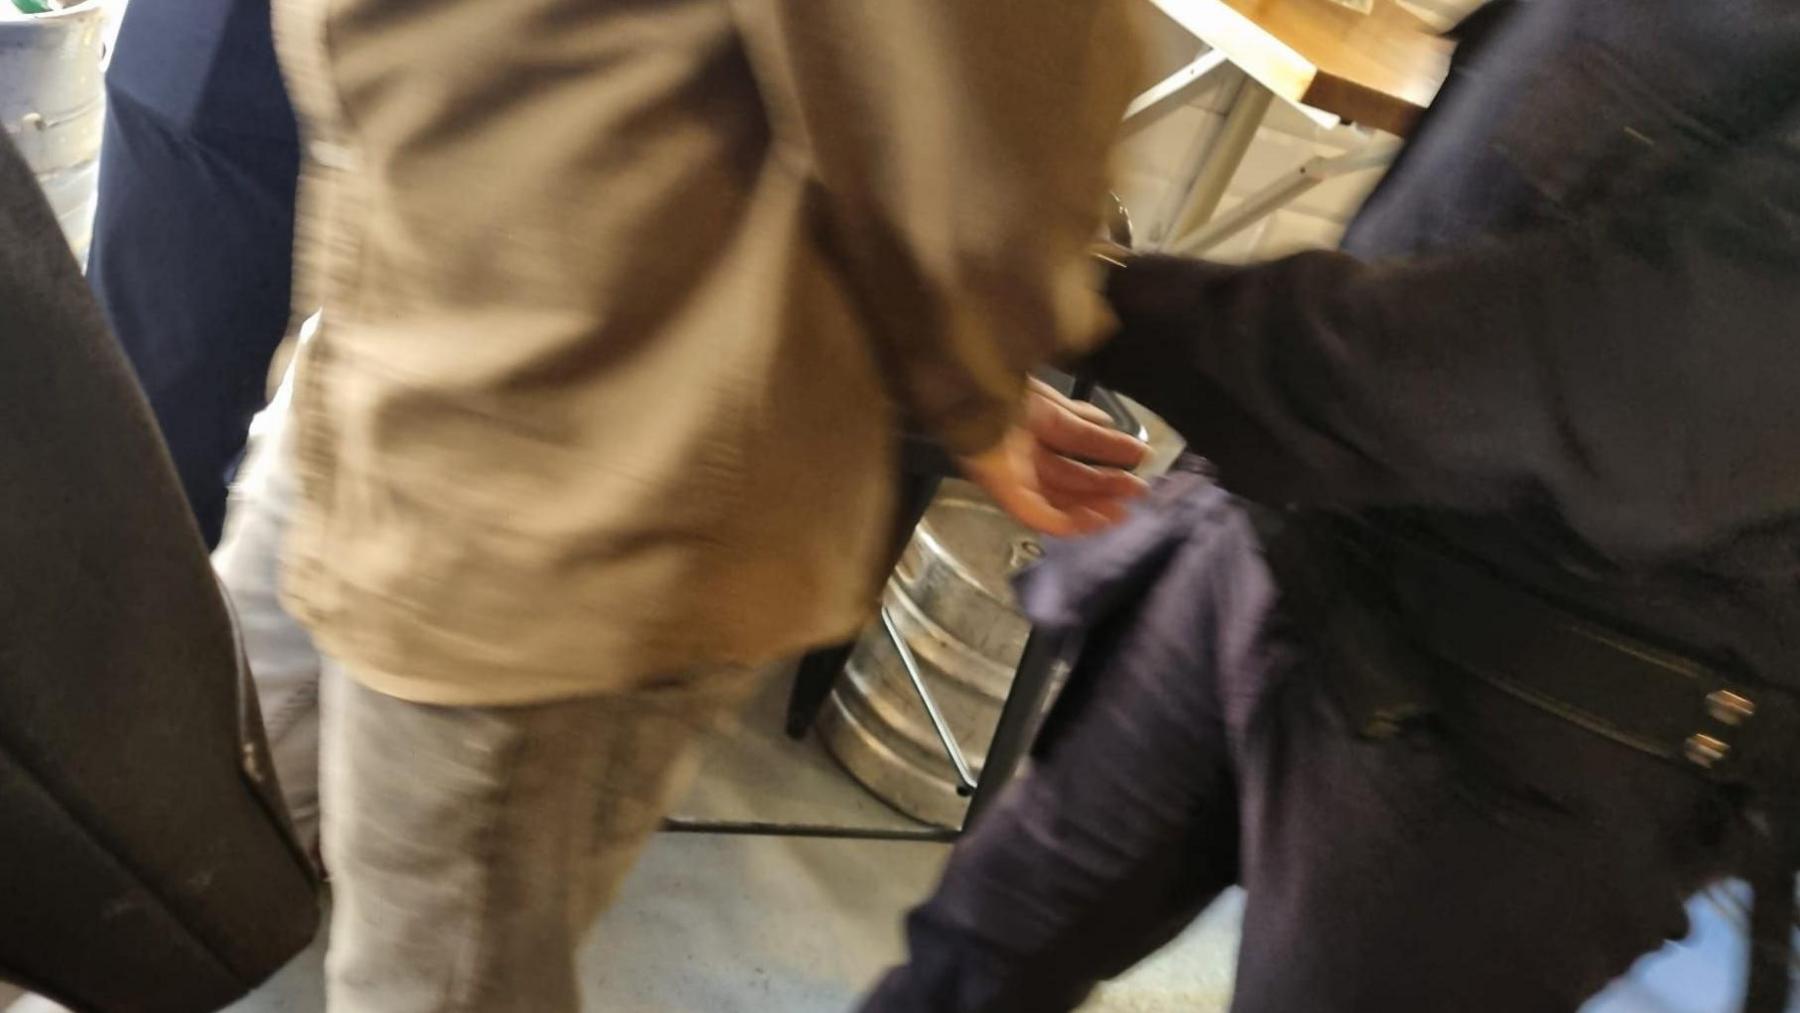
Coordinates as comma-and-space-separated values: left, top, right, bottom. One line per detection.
817, 385, 1174, 828
819, 482, 1040, 828
1, 0, 107, 262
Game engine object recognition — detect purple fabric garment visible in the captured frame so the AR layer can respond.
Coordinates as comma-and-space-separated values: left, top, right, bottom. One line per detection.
862, 474, 1739, 1013
1011, 461, 1221, 634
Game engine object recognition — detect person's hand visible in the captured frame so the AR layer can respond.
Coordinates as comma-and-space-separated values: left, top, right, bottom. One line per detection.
958, 378, 1150, 537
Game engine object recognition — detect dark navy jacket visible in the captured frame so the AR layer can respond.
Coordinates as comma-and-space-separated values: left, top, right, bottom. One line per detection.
1089, 0, 1800, 688
87, 0, 299, 546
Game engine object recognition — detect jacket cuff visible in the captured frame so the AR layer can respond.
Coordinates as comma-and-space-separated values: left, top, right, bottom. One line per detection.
1079, 254, 1238, 394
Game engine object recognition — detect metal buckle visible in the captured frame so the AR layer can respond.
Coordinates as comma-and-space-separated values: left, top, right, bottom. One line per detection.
1684, 690, 1757, 770
1684, 733, 1730, 769
1707, 689, 1757, 726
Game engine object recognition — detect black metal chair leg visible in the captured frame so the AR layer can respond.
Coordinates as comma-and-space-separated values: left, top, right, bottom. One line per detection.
784, 641, 856, 738
963, 628, 1066, 829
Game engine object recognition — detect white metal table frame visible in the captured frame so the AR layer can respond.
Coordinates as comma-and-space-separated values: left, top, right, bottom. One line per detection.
1125, 0, 1403, 258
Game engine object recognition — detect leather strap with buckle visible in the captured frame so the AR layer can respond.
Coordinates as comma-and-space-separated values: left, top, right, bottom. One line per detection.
1377, 530, 1795, 788
1362, 523, 1799, 1013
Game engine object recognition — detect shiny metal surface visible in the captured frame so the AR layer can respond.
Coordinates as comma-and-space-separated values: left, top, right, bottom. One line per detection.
817, 680, 973, 830
892, 481, 1035, 667
879, 574, 1014, 700
1104, 190, 1134, 247
879, 606, 977, 792
818, 425, 1180, 828
1684, 733, 1729, 769
1, 0, 106, 261
820, 483, 1040, 828
841, 586, 1006, 768
1706, 689, 1755, 726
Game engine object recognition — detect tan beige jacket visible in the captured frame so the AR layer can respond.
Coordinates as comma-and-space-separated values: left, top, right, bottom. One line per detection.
273, 0, 1141, 704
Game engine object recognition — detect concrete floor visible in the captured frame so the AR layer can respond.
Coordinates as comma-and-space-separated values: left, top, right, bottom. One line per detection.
217, 839, 1244, 1013
214, 671, 1245, 1013
3, 673, 1754, 1012
219, 673, 1753, 1013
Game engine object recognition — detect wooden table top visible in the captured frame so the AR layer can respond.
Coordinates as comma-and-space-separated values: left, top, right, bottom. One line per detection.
1149, 0, 1455, 135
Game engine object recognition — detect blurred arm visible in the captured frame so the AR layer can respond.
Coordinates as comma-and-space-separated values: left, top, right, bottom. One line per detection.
728, 0, 1142, 454
1086, 110, 1800, 560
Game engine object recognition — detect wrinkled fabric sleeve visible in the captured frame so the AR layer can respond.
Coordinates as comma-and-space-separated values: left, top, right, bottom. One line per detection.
727, 0, 1140, 454
1087, 107, 1800, 561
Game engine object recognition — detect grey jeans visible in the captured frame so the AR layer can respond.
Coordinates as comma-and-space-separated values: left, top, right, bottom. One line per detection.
320, 662, 756, 1012
217, 362, 764, 1011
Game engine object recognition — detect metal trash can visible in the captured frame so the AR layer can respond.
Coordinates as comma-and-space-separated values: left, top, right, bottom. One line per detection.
819, 481, 1042, 828
1, 0, 107, 262
814, 385, 1177, 829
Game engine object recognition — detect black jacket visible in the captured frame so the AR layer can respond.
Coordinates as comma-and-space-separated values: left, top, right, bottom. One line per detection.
0, 134, 318, 1010
1090, 0, 1800, 687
